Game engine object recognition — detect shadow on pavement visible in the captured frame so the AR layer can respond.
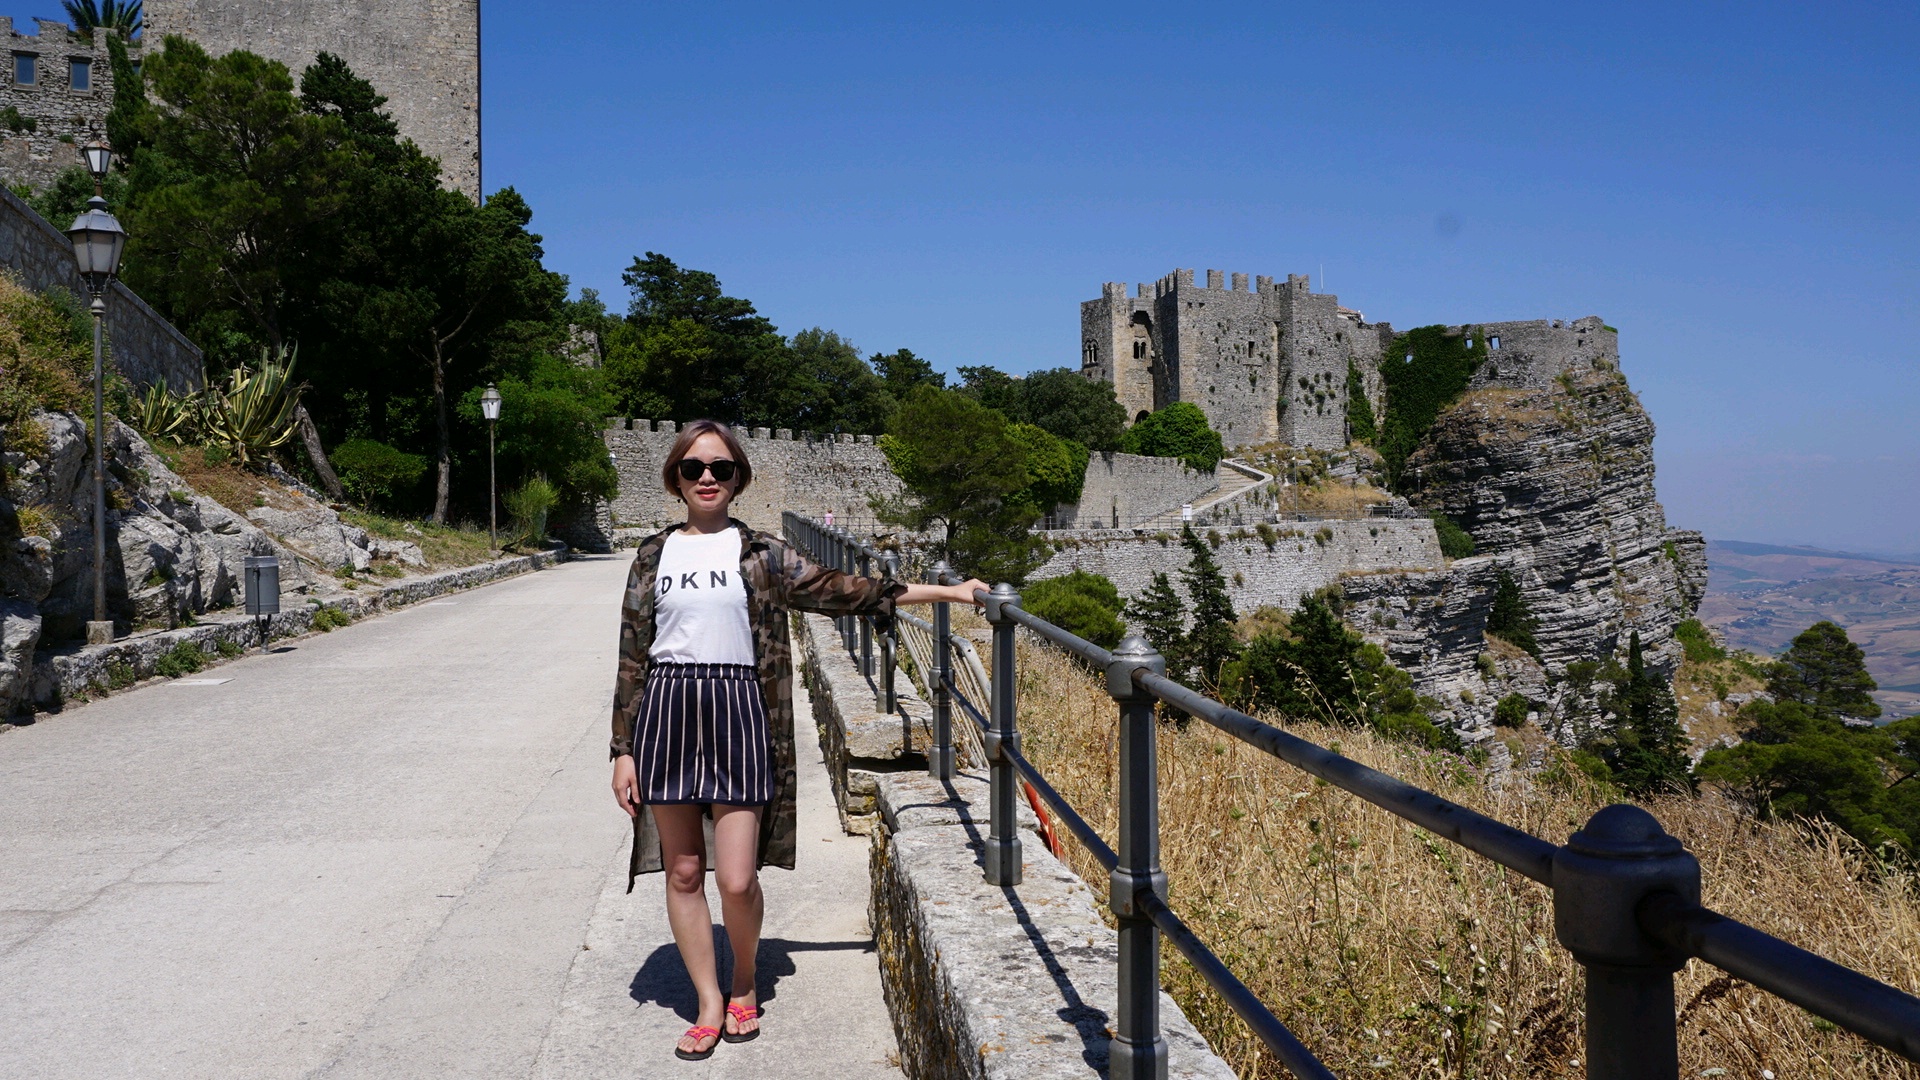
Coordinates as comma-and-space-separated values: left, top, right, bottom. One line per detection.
629, 932, 879, 1022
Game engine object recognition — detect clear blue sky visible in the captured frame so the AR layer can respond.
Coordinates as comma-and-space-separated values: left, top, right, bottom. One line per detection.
19, 2, 1918, 552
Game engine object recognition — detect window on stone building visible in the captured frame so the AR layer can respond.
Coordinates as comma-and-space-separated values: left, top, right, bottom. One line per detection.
1489, 335, 1500, 350
14, 53, 36, 85
69, 57, 89, 90
1132, 341, 1146, 360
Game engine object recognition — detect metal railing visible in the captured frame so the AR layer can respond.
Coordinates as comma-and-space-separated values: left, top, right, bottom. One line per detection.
784, 514, 1920, 1080
783, 512, 898, 718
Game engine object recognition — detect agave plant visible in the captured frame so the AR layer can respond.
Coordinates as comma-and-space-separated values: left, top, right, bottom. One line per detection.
123, 380, 199, 441
201, 348, 303, 466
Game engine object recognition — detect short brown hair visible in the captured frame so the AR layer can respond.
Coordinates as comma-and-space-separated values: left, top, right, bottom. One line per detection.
661, 419, 753, 500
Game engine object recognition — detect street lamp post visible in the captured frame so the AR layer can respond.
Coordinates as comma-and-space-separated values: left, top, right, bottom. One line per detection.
480, 384, 502, 547
66, 143, 127, 646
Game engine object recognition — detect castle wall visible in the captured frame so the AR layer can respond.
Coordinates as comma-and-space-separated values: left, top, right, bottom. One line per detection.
1164, 271, 1280, 446
1030, 518, 1445, 617
1047, 451, 1217, 529
0, 186, 202, 392
1469, 317, 1620, 390
603, 421, 904, 534
0, 21, 124, 191
145, 0, 481, 196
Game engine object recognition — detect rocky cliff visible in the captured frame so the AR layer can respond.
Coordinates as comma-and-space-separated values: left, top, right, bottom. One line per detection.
1, 410, 409, 717
1341, 364, 1705, 742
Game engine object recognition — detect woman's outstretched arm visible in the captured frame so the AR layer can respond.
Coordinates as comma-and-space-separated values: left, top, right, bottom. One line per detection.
896, 581, 989, 607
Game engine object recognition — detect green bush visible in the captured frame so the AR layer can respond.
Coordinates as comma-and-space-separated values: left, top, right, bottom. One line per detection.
331, 438, 430, 510
1430, 512, 1475, 559
1022, 571, 1125, 649
1674, 618, 1726, 664
502, 475, 560, 546
1493, 692, 1531, 728
155, 640, 206, 678
1120, 402, 1223, 473
216, 639, 244, 658
311, 605, 353, 632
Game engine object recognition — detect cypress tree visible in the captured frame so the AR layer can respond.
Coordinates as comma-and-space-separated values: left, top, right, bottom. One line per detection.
1602, 631, 1693, 795
1125, 571, 1189, 679
1179, 524, 1241, 687
1486, 568, 1540, 658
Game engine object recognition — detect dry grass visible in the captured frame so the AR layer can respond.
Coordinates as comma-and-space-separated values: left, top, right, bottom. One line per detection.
1273, 481, 1391, 519
1005, 638, 1920, 1079
342, 509, 498, 569
150, 440, 311, 516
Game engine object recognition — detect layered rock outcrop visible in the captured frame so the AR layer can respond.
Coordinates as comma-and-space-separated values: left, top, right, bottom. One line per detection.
1341, 365, 1705, 741
1, 410, 386, 716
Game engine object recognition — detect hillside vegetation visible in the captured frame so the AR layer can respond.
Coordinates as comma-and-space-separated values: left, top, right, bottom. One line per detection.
1005, 635, 1920, 1079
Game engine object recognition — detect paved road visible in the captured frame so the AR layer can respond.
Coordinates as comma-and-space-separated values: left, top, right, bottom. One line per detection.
0, 554, 899, 1078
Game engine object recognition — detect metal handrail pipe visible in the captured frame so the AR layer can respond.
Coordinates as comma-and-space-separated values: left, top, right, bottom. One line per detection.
1136, 891, 1336, 1080
945, 676, 990, 732
1638, 892, 1920, 1061
1001, 741, 1119, 872
1134, 671, 1558, 886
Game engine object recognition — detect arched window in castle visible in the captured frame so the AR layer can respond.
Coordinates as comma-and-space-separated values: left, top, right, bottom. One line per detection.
1129, 312, 1152, 363
1082, 339, 1097, 368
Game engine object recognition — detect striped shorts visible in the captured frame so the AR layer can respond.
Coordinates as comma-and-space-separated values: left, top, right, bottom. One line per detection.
634, 662, 773, 806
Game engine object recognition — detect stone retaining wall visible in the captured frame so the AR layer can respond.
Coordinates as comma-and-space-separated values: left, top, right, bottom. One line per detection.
1032, 517, 1445, 614
604, 420, 902, 534
795, 612, 1233, 1079
1049, 451, 1218, 529
30, 546, 567, 710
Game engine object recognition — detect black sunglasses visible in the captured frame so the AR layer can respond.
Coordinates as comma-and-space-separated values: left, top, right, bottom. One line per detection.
677, 457, 738, 483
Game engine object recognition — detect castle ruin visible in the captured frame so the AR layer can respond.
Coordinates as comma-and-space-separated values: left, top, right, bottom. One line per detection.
1081, 269, 1621, 450
144, 0, 482, 195
0, 20, 127, 190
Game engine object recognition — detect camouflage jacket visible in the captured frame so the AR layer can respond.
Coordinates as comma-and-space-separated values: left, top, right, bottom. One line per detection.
612, 518, 902, 888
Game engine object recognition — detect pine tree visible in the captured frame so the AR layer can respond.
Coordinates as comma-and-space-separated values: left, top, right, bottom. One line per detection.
1486, 568, 1540, 658
1180, 525, 1241, 687
1769, 620, 1881, 723
1125, 571, 1189, 679
1601, 631, 1693, 795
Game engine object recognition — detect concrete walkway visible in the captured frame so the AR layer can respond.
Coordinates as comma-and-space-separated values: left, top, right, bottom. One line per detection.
0, 554, 898, 1078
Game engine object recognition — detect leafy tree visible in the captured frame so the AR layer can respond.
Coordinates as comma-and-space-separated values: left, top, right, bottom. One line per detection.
603, 252, 787, 425
1486, 569, 1539, 657
458, 350, 616, 510
875, 386, 1045, 583
1017, 368, 1126, 451
1768, 620, 1881, 723
1698, 701, 1908, 848
1593, 632, 1692, 795
1430, 511, 1475, 559
956, 365, 1023, 418
871, 348, 944, 401
1121, 402, 1223, 472
1126, 572, 1188, 679
1179, 524, 1240, 687
1022, 571, 1125, 650
1007, 423, 1088, 514
771, 328, 895, 434
1345, 362, 1376, 443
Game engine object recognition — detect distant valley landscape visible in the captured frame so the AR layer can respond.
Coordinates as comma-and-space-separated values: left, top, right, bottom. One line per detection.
1700, 540, 1920, 719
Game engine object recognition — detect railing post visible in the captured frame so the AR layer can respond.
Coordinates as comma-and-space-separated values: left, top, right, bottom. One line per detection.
1552, 805, 1700, 1080
981, 583, 1024, 887
835, 529, 856, 654
879, 552, 899, 715
857, 546, 874, 677
1106, 635, 1169, 1080
926, 560, 955, 780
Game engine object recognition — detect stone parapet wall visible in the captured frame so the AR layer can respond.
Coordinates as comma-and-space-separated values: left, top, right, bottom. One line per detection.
794, 608, 1232, 1080
794, 611, 934, 833
0, 186, 203, 392
1032, 517, 1445, 615
603, 419, 904, 533
1049, 450, 1217, 529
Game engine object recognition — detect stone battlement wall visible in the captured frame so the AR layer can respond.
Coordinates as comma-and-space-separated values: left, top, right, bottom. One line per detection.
602, 420, 903, 534
0, 186, 202, 392
145, 0, 481, 196
1048, 450, 1218, 529
1031, 517, 1445, 617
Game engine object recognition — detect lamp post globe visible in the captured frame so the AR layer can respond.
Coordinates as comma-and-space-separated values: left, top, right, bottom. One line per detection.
66, 168, 128, 646
481, 385, 502, 547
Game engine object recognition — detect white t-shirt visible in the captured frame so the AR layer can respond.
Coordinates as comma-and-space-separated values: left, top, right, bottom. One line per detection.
649, 528, 756, 665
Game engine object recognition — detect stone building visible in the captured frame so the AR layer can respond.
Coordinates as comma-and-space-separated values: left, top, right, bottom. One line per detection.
0, 20, 127, 191
1081, 269, 1619, 452
145, 0, 481, 196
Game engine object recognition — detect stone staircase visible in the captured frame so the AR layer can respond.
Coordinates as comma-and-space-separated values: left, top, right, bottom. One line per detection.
1132, 458, 1273, 530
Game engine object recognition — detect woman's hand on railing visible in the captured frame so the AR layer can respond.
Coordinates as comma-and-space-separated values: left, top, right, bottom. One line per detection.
897, 579, 990, 607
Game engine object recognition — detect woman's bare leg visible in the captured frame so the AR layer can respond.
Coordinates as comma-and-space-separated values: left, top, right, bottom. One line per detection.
652, 804, 722, 1055
711, 803, 764, 1036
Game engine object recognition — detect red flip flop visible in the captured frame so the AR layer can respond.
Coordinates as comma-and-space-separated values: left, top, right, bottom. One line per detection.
675, 1025, 721, 1060
722, 1001, 761, 1043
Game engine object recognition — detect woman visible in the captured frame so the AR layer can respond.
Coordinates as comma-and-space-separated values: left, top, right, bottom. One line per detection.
609, 419, 985, 1061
